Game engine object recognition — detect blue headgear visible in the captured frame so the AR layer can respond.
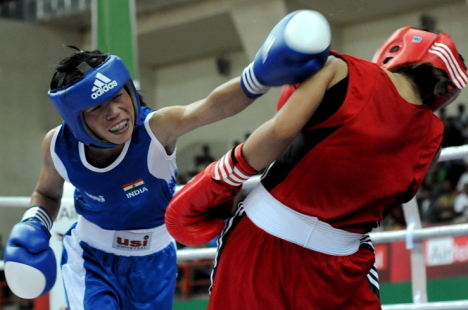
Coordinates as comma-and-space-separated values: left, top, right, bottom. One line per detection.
48, 55, 141, 148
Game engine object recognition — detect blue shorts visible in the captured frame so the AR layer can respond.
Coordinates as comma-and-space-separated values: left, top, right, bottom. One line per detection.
61, 221, 177, 310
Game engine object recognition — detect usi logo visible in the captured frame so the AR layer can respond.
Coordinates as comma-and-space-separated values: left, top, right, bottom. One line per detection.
112, 231, 153, 251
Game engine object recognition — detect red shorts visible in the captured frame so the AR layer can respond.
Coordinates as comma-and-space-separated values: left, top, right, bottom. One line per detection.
208, 209, 381, 310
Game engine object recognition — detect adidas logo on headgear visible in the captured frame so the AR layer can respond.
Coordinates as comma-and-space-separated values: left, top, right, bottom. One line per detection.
91, 72, 118, 99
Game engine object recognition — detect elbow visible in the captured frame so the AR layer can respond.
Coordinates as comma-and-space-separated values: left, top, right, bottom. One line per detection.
269, 118, 300, 144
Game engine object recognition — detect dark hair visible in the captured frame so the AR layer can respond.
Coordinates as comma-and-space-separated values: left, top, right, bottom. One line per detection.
50, 45, 108, 90
394, 63, 454, 109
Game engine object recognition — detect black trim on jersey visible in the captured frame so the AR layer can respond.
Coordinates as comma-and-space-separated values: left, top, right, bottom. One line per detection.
261, 76, 349, 192
209, 204, 246, 295
261, 126, 341, 191
359, 234, 375, 253
360, 235, 381, 299
304, 75, 348, 128
367, 265, 381, 299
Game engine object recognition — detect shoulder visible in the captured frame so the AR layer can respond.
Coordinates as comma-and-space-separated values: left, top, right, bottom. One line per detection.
147, 107, 182, 150
41, 126, 63, 167
307, 55, 348, 90
325, 55, 348, 76
148, 106, 178, 134
39, 126, 63, 161
43, 126, 62, 147
329, 52, 383, 79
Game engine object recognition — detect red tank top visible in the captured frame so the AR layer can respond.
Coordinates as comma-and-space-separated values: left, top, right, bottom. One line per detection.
262, 51, 443, 233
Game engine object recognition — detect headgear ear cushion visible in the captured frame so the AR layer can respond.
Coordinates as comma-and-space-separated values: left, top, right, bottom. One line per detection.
277, 84, 299, 110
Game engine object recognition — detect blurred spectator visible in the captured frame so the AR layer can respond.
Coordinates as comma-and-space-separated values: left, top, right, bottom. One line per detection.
456, 164, 468, 193
381, 206, 405, 230
453, 183, 468, 224
417, 187, 436, 224
438, 107, 447, 123
177, 173, 189, 185
418, 106, 468, 225
460, 123, 468, 146
444, 160, 466, 190
454, 103, 468, 131
432, 180, 457, 223
423, 162, 447, 195
186, 144, 216, 180
193, 144, 215, 173
442, 116, 465, 147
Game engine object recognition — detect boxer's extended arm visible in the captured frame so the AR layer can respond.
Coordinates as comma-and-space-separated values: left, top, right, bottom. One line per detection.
151, 10, 331, 149
4, 129, 64, 299
150, 77, 253, 152
244, 56, 348, 170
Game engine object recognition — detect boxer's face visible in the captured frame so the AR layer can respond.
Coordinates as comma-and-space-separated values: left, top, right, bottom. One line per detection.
82, 87, 135, 145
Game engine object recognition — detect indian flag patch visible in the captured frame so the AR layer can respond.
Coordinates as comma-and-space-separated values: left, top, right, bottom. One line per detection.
123, 179, 145, 193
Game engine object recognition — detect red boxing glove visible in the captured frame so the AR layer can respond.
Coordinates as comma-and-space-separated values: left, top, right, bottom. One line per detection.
165, 143, 257, 246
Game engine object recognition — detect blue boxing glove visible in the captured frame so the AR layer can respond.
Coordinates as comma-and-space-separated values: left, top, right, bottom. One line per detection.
241, 10, 331, 98
4, 206, 57, 299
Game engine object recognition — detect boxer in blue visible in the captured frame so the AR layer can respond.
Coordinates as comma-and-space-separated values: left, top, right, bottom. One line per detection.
3, 10, 330, 309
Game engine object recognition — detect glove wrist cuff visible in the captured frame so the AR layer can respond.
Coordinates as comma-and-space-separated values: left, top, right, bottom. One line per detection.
212, 143, 257, 187
233, 143, 257, 177
240, 63, 271, 99
22, 206, 53, 231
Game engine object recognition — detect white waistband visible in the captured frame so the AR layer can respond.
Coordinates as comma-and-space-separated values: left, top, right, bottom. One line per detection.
75, 217, 174, 257
243, 184, 363, 256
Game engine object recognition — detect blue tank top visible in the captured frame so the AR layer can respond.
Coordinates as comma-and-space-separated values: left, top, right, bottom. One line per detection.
51, 107, 178, 230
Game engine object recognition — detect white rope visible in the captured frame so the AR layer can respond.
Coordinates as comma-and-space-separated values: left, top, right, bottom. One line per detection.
0, 197, 31, 207
370, 223, 468, 244
0, 197, 74, 208
437, 144, 468, 162
176, 247, 217, 262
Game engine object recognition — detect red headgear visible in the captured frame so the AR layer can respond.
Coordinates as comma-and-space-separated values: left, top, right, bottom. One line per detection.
372, 26, 468, 111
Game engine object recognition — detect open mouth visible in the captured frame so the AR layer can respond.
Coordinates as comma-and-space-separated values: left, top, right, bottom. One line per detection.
109, 120, 129, 133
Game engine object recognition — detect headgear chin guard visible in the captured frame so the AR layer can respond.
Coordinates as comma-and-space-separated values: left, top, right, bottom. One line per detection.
372, 26, 468, 111
48, 55, 141, 148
